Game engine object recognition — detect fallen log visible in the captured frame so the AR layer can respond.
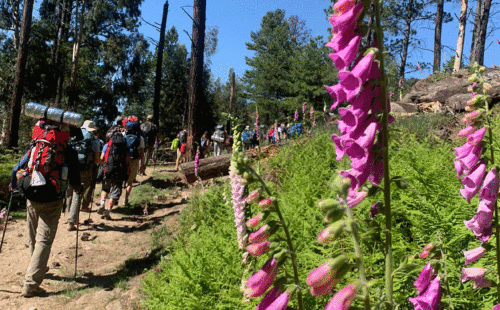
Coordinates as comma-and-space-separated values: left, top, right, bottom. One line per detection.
180, 153, 232, 184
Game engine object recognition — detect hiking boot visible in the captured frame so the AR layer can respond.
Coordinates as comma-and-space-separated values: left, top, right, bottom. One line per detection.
97, 207, 105, 215
21, 286, 46, 298
103, 210, 112, 220
67, 223, 76, 231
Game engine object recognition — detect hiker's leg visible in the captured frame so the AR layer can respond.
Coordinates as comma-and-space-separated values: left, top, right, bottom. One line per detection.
67, 188, 80, 225
24, 199, 62, 291
80, 168, 94, 210
26, 200, 39, 256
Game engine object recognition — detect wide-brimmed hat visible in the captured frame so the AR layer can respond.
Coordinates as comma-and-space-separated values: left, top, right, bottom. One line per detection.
81, 120, 97, 132
147, 114, 154, 120
245, 125, 250, 130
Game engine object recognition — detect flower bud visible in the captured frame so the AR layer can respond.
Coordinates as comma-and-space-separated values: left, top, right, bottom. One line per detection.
249, 224, 271, 244
463, 110, 481, 124
307, 255, 348, 288
469, 74, 479, 83
258, 197, 276, 209
324, 208, 344, 223
318, 221, 345, 244
246, 213, 264, 229
484, 83, 492, 91
247, 241, 271, 257
479, 66, 486, 73
339, 178, 351, 198
246, 189, 261, 204
318, 198, 340, 212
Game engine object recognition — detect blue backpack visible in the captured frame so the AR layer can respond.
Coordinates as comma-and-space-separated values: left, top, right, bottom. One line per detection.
242, 130, 250, 142
125, 134, 140, 159
297, 123, 303, 135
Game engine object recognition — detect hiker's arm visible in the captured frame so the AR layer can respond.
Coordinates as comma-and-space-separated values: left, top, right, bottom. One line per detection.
9, 151, 29, 190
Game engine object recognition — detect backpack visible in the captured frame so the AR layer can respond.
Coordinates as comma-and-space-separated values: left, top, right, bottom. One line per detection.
18, 120, 71, 202
180, 143, 187, 154
71, 129, 94, 168
297, 123, 303, 135
212, 129, 225, 143
141, 122, 158, 146
179, 130, 188, 144
125, 121, 141, 136
242, 130, 250, 143
171, 138, 179, 150
103, 132, 129, 181
125, 133, 140, 160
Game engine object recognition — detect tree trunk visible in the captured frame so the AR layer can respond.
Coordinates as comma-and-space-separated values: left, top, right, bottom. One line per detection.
11, 0, 22, 51
180, 153, 231, 184
153, 1, 169, 128
433, 0, 444, 72
7, 0, 35, 149
53, 0, 72, 107
226, 71, 235, 135
476, 0, 492, 65
68, 0, 86, 111
399, 0, 413, 80
469, 0, 482, 65
454, 0, 468, 72
186, 0, 206, 160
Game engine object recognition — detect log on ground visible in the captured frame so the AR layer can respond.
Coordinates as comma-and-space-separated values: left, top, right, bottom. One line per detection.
180, 153, 232, 183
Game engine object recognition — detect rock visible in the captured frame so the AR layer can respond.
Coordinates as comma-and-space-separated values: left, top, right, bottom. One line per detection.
390, 102, 407, 113
402, 67, 500, 111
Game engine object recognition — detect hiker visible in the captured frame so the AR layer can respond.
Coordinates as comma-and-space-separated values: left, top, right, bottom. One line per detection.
98, 121, 130, 220
200, 131, 211, 158
241, 126, 251, 151
268, 126, 274, 144
175, 128, 188, 171
211, 125, 225, 156
140, 114, 160, 175
250, 128, 258, 149
10, 119, 81, 297
123, 117, 145, 205
66, 120, 102, 231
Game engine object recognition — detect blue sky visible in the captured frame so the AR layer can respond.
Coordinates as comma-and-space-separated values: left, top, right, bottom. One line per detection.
138, 0, 500, 84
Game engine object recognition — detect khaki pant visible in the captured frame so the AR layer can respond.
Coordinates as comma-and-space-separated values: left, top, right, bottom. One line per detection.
143, 144, 155, 169
24, 199, 63, 291
67, 168, 95, 224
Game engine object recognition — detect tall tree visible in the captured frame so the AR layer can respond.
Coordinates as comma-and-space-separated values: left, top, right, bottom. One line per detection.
454, 0, 468, 71
7, 0, 34, 148
152, 1, 168, 128
186, 0, 206, 160
470, 0, 493, 65
433, 0, 445, 72
68, 0, 86, 110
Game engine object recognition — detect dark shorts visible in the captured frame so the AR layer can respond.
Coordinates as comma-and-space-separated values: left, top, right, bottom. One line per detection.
102, 178, 123, 200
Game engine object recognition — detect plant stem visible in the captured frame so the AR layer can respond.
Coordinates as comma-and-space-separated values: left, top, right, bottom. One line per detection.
254, 171, 304, 310
482, 74, 500, 301
373, 0, 393, 308
438, 234, 454, 309
344, 204, 371, 310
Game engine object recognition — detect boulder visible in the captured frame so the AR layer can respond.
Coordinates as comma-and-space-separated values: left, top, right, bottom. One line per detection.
402, 67, 500, 111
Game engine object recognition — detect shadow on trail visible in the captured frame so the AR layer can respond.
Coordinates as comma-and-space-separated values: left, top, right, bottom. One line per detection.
45, 247, 169, 296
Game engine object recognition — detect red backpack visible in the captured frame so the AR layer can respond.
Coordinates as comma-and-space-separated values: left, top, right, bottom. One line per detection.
19, 120, 71, 202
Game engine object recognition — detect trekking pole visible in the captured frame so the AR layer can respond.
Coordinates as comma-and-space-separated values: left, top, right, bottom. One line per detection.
0, 193, 15, 253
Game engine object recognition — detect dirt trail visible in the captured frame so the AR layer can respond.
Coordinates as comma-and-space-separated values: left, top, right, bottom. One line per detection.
0, 166, 191, 310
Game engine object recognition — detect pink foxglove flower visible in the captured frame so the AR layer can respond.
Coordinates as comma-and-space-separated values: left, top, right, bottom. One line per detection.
245, 257, 279, 297
258, 197, 274, 209
325, 84, 347, 111
246, 189, 261, 204
467, 127, 486, 145
463, 110, 482, 124
339, 50, 376, 100
333, 0, 356, 16
230, 171, 247, 249
370, 202, 382, 218
307, 261, 335, 288
414, 263, 435, 295
461, 267, 486, 282
310, 278, 338, 296
294, 110, 298, 121
479, 168, 499, 202
463, 247, 486, 265
194, 149, 200, 177
247, 241, 271, 257
265, 291, 289, 310
329, 2, 364, 34
330, 35, 362, 70
310, 107, 314, 120
246, 213, 264, 229
473, 277, 492, 289
324, 284, 357, 310
256, 287, 281, 310
460, 162, 486, 203
318, 221, 345, 244
458, 125, 476, 138
464, 199, 494, 243
494, 304, 500, 310
346, 190, 367, 207
409, 276, 441, 310
302, 102, 307, 114
249, 224, 271, 244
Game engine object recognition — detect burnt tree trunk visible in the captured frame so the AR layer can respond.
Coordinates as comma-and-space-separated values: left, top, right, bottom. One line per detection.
186, 0, 206, 160
226, 71, 235, 135
399, 0, 413, 80
469, 0, 482, 64
153, 1, 169, 128
68, 0, 86, 111
433, 0, 444, 72
7, 0, 34, 148
475, 0, 492, 65
454, 0, 468, 72
53, 0, 72, 107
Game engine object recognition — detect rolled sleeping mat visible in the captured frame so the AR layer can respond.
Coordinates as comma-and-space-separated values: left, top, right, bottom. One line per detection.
25, 102, 84, 127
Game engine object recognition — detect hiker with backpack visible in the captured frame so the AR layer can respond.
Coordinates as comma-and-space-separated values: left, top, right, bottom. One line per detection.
98, 120, 130, 220
66, 120, 102, 231
140, 115, 160, 175
175, 128, 188, 171
241, 126, 251, 151
10, 118, 81, 297
123, 117, 145, 205
211, 125, 225, 156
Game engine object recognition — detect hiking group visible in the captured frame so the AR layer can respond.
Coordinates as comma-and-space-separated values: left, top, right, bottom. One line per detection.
7, 108, 159, 298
